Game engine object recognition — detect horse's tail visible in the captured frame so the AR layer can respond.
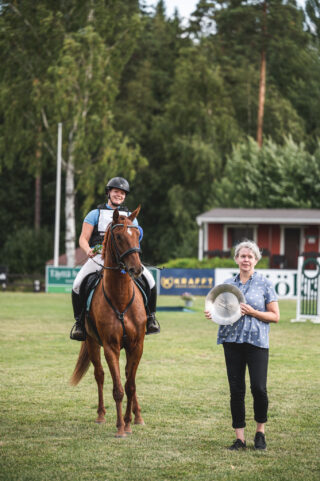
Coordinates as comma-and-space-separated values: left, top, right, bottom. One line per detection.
70, 342, 91, 386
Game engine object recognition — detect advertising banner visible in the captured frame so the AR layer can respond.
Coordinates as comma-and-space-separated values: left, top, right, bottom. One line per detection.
46, 265, 299, 299
215, 268, 298, 300
46, 266, 81, 293
46, 266, 160, 294
160, 269, 215, 296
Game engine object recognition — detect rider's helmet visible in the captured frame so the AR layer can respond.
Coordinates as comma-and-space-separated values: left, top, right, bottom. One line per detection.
105, 177, 130, 195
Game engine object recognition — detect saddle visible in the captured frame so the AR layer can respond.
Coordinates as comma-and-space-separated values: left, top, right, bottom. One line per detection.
133, 274, 150, 307
79, 271, 150, 345
79, 271, 102, 311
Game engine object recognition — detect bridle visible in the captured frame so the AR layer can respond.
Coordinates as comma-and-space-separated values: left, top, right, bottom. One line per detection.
91, 222, 141, 273
109, 223, 141, 271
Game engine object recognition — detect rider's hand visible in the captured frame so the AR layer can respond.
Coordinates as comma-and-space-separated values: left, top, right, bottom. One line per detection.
204, 310, 212, 320
87, 247, 94, 258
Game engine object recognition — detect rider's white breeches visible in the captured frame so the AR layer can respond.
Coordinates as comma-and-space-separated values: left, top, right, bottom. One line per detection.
141, 264, 155, 289
72, 255, 103, 294
72, 255, 155, 294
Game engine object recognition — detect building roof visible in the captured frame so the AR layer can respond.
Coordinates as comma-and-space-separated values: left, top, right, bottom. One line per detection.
196, 208, 320, 226
46, 247, 87, 266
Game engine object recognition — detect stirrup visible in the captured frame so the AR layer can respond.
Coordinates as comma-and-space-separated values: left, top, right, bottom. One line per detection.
70, 322, 86, 341
146, 313, 160, 335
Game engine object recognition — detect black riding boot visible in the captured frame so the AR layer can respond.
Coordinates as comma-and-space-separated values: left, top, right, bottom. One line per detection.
146, 285, 160, 335
70, 290, 86, 341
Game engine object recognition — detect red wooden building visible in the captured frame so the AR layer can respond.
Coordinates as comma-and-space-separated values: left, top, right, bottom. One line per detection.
196, 208, 320, 268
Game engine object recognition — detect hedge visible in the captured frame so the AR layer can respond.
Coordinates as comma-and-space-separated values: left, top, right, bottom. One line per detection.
162, 257, 270, 269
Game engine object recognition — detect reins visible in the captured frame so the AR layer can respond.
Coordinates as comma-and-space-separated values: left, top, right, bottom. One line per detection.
100, 220, 140, 342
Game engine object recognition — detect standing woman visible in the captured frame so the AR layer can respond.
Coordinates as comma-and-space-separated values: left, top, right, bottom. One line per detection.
205, 240, 280, 450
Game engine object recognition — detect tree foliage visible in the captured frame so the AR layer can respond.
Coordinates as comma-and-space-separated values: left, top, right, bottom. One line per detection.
212, 136, 320, 208
1, 0, 320, 271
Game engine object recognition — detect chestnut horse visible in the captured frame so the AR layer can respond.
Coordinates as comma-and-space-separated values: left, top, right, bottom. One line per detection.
70, 206, 147, 437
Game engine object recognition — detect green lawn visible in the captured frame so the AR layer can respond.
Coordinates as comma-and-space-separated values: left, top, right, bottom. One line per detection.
0, 293, 319, 481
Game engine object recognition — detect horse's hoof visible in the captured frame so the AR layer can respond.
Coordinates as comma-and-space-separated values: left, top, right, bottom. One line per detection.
95, 418, 106, 424
115, 432, 127, 438
134, 419, 145, 425
124, 428, 132, 435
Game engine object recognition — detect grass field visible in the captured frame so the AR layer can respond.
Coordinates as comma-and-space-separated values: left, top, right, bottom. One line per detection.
0, 292, 319, 481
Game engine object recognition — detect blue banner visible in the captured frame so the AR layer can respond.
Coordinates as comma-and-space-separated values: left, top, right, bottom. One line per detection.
160, 269, 215, 296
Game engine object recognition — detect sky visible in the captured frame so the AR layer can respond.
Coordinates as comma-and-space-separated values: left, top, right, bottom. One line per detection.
144, 0, 306, 21
144, 0, 198, 21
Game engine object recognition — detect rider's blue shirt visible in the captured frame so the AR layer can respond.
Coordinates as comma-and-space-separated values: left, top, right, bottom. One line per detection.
217, 271, 278, 349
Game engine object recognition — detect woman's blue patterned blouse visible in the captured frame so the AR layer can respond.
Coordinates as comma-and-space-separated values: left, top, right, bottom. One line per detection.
217, 271, 278, 349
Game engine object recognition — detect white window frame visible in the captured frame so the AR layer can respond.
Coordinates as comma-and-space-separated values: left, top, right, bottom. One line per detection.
223, 225, 258, 251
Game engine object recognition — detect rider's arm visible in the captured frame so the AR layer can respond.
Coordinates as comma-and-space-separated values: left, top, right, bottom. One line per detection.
137, 226, 143, 242
131, 216, 143, 242
79, 222, 95, 258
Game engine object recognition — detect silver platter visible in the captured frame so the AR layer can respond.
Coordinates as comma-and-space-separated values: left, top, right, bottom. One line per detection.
205, 284, 245, 325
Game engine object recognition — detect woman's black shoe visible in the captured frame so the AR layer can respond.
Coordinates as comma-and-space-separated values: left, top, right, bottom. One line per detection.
254, 432, 267, 450
228, 439, 246, 451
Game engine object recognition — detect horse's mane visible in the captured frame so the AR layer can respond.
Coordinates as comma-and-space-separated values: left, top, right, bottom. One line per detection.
101, 225, 110, 260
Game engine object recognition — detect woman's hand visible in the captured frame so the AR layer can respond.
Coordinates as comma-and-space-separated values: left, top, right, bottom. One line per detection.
240, 301, 280, 323
240, 302, 256, 316
204, 310, 212, 320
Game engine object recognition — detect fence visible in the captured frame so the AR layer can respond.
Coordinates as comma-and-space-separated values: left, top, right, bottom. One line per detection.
1, 273, 44, 292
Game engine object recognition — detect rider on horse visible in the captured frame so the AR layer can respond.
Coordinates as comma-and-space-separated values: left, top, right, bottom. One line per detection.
70, 176, 160, 341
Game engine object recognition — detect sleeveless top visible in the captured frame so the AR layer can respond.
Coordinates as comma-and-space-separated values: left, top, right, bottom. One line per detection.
86, 204, 130, 247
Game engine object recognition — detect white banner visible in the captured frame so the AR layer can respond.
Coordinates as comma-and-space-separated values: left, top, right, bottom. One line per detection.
214, 268, 298, 300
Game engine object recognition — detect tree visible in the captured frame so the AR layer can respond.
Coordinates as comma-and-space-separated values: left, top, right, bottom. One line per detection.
212, 136, 320, 208
115, 2, 190, 261
0, 0, 147, 266
189, 0, 311, 145
0, 1, 63, 230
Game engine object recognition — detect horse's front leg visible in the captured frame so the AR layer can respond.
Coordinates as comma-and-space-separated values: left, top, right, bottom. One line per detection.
124, 343, 144, 433
86, 338, 106, 423
103, 345, 126, 437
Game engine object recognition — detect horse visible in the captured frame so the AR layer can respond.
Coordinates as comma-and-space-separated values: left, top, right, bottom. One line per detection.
70, 206, 147, 437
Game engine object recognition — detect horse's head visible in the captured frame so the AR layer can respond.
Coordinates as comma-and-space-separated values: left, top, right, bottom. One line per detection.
102, 205, 143, 278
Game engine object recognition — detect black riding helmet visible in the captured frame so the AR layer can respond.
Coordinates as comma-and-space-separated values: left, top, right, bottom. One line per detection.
105, 177, 130, 195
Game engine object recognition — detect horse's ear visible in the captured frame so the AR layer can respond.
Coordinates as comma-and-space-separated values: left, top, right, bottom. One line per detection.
113, 208, 119, 223
128, 205, 141, 222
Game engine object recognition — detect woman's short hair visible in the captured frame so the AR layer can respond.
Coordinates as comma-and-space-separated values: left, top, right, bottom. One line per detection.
234, 240, 262, 262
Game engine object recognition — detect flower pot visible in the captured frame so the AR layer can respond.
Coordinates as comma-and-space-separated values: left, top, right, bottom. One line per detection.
185, 300, 193, 307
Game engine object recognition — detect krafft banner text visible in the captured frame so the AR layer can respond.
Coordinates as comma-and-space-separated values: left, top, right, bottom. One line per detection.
160, 269, 215, 296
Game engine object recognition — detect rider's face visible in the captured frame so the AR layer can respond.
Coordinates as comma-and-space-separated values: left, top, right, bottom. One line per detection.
108, 188, 126, 207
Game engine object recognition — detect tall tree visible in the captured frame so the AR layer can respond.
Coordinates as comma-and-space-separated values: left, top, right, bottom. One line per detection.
0, 0, 147, 266
190, 0, 310, 145
115, 2, 189, 261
